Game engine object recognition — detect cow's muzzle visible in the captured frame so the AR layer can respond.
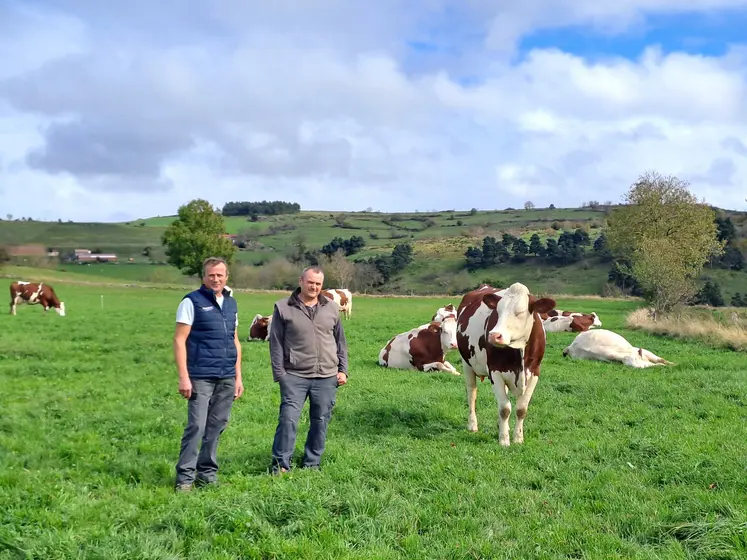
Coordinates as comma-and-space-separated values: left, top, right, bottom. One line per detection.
487, 332, 509, 347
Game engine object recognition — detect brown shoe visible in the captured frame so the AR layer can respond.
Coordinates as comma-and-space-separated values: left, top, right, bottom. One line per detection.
174, 483, 193, 493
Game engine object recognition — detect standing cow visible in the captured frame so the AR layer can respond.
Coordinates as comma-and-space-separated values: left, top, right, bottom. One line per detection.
321, 288, 352, 319
10, 281, 66, 316
456, 283, 555, 446
247, 313, 272, 342
378, 317, 460, 375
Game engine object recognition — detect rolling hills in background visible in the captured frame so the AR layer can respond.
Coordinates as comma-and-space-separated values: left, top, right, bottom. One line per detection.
1, 206, 746, 300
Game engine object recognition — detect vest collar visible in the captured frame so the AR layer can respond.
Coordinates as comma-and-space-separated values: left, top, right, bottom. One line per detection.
289, 287, 329, 308
199, 284, 232, 301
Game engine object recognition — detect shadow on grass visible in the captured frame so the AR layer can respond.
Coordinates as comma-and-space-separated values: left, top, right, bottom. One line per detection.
334, 404, 462, 440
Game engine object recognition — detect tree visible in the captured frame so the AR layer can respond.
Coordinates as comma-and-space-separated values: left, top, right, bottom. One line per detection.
524, 201, 535, 210
161, 199, 236, 276
692, 281, 724, 307
528, 233, 543, 256
320, 249, 355, 288
606, 171, 724, 314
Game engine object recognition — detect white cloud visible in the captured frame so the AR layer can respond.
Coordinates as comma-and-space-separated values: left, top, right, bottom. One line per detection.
0, 0, 746, 221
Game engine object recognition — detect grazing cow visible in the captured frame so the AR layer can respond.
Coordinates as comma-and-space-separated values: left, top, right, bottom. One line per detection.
456, 282, 556, 446
321, 288, 353, 319
562, 329, 673, 368
378, 316, 460, 375
247, 313, 272, 342
9, 281, 66, 316
432, 303, 457, 322
541, 311, 601, 333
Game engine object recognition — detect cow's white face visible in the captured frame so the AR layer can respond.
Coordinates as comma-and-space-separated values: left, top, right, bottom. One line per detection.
440, 317, 458, 350
591, 312, 602, 327
56, 302, 66, 316
483, 283, 555, 349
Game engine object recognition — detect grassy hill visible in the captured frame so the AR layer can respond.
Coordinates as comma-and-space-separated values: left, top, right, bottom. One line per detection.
2, 206, 746, 300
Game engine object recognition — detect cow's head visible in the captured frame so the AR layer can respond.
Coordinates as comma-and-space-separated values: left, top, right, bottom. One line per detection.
429, 317, 458, 351
433, 304, 457, 322
591, 312, 602, 327
483, 282, 555, 350
56, 302, 66, 316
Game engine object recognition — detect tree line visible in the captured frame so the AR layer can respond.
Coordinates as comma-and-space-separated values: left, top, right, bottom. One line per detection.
221, 200, 301, 217
463, 229, 603, 270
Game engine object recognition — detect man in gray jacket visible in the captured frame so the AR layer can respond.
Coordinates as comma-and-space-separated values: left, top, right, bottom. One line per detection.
269, 265, 348, 473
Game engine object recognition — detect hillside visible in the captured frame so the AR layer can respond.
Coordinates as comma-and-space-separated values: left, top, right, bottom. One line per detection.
2, 206, 746, 300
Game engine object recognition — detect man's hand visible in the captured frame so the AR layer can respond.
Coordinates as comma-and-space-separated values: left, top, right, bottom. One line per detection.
178, 377, 192, 399
336, 371, 348, 386
235, 378, 244, 399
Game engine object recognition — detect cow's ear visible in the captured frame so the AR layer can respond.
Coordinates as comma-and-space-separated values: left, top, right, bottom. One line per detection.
530, 297, 556, 314
482, 293, 501, 309
428, 321, 441, 332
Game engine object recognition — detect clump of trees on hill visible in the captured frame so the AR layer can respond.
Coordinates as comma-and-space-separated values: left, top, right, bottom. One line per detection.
321, 236, 366, 257
221, 200, 301, 217
463, 229, 597, 271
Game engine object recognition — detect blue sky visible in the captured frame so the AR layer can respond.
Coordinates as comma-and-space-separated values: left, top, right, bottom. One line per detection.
1, 0, 747, 222
521, 11, 747, 58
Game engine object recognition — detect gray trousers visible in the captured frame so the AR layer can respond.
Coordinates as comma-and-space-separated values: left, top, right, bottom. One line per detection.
175, 377, 235, 485
271, 374, 338, 471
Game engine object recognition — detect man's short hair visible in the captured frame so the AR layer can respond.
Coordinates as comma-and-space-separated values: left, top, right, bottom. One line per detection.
202, 256, 229, 276
301, 265, 324, 279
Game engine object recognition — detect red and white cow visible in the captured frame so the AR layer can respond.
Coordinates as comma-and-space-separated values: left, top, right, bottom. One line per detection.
540, 310, 602, 333
432, 303, 457, 322
562, 329, 673, 368
10, 281, 66, 316
378, 316, 460, 375
247, 313, 272, 342
322, 288, 352, 319
456, 282, 556, 446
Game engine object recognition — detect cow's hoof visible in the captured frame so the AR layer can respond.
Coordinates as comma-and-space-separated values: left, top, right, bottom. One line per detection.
499, 437, 510, 447
467, 424, 478, 433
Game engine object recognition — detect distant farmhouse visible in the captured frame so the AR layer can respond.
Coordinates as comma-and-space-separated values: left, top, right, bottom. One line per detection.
73, 249, 118, 263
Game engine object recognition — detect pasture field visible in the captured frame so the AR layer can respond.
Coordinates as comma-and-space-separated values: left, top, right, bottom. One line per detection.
1, 285, 746, 559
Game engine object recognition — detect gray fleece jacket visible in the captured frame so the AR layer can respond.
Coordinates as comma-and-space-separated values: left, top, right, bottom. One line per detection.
269, 288, 349, 381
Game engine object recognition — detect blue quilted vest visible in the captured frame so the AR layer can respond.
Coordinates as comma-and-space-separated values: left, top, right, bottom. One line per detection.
184, 285, 238, 379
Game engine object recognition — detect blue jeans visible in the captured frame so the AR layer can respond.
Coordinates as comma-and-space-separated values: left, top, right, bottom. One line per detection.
175, 377, 235, 485
271, 374, 338, 471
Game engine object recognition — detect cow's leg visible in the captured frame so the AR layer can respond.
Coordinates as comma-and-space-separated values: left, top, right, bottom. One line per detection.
491, 380, 511, 446
442, 360, 460, 375
423, 361, 460, 375
513, 372, 539, 444
463, 360, 479, 432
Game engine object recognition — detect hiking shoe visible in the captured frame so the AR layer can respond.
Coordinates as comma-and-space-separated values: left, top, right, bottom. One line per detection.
195, 478, 217, 489
174, 483, 193, 493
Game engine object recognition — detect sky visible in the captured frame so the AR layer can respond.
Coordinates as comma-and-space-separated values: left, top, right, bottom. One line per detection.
1, 0, 747, 223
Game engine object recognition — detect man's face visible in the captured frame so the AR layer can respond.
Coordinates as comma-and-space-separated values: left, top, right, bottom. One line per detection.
299, 271, 324, 300
203, 263, 228, 294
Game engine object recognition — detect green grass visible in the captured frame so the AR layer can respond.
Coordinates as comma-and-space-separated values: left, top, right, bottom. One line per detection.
1, 284, 745, 559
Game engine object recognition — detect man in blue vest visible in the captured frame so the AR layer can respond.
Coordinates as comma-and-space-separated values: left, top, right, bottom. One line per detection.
173, 256, 244, 492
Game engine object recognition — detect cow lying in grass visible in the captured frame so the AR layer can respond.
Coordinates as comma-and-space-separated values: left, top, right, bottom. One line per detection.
563, 329, 673, 368
247, 314, 272, 341
378, 317, 460, 375
540, 311, 601, 333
